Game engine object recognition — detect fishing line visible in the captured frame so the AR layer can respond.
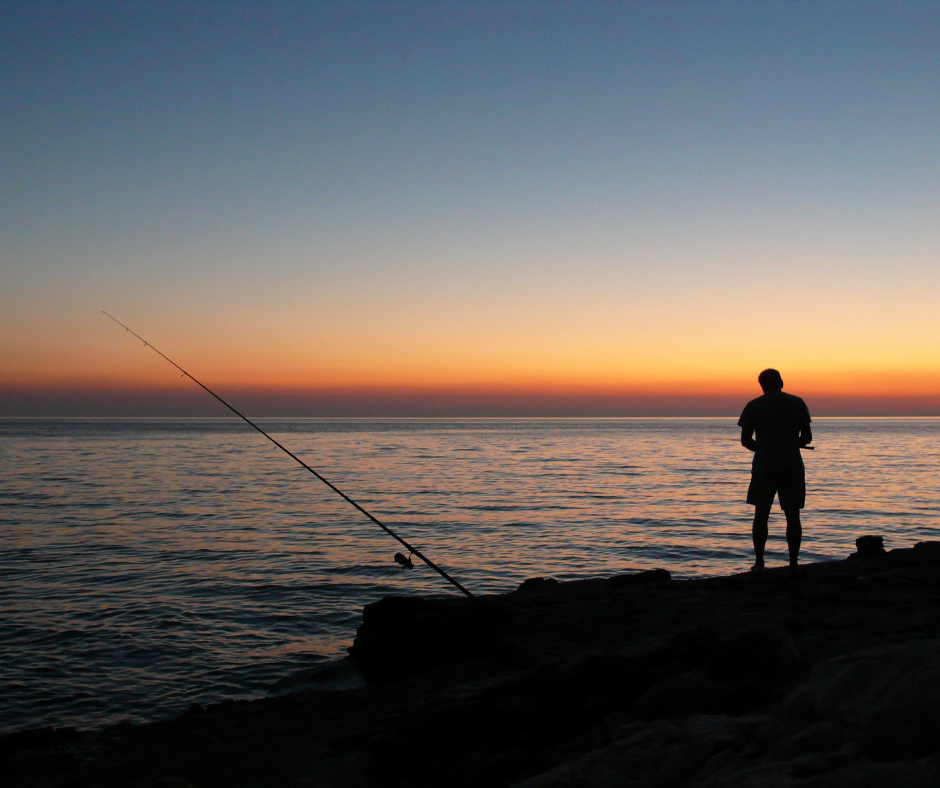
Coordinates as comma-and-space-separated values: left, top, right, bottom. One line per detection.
102, 311, 475, 600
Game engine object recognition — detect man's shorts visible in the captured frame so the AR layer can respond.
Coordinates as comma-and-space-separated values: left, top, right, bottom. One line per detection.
747, 469, 806, 511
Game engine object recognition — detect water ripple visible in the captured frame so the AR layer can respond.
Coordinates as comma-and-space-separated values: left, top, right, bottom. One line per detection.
2, 417, 939, 733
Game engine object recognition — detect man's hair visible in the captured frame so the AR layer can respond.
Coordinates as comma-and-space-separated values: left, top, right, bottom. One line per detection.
758, 368, 784, 391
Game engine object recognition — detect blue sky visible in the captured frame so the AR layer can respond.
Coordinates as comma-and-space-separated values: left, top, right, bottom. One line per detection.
2, 1, 939, 414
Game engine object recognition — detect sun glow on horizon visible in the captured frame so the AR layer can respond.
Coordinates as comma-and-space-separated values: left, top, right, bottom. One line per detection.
2, 4, 939, 416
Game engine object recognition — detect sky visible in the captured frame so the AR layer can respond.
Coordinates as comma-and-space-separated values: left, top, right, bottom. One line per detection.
2, 0, 939, 416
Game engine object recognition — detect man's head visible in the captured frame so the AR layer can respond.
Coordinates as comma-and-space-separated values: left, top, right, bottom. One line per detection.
758, 368, 784, 393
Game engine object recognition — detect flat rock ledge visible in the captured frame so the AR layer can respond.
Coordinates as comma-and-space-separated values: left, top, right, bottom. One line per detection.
5, 543, 940, 787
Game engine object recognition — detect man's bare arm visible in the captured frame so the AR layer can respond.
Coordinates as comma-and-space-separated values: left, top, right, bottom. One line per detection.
800, 424, 813, 448
741, 427, 757, 452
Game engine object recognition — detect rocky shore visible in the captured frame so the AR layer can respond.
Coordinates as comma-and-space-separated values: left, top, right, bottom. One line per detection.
4, 542, 940, 787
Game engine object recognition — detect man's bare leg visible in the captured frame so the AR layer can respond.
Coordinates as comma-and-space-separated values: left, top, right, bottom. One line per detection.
752, 502, 771, 572
784, 508, 802, 568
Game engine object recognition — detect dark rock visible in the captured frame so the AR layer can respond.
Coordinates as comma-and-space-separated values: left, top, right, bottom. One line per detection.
655, 623, 801, 682
10, 547, 940, 788
766, 720, 846, 759
0, 727, 80, 768
784, 638, 940, 757
349, 595, 513, 683
853, 535, 887, 558
711, 624, 802, 680
514, 714, 770, 788
913, 541, 940, 560
517, 577, 558, 592
633, 669, 722, 718
608, 568, 672, 588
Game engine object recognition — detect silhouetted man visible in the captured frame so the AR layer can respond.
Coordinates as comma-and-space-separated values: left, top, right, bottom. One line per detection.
738, 369, 812, 574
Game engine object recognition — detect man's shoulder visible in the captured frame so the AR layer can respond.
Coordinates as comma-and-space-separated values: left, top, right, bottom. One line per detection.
757, 391, 807, 407
781, 391, 811, 415
740, 392, 810, 421
742, 394, 770, 411
738, 395, 764, 426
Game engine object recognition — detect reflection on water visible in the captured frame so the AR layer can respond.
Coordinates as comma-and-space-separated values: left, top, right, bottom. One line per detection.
2, 417, 939, 732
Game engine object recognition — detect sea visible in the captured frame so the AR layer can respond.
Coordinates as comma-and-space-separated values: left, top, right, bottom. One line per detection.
2, 417, 939, 734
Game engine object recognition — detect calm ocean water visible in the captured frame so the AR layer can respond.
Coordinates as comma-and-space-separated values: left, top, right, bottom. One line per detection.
2, 417, 939, 733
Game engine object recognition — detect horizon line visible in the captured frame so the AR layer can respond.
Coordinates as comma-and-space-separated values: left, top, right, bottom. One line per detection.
2, 383, 938, 418
3, 414, 940, 420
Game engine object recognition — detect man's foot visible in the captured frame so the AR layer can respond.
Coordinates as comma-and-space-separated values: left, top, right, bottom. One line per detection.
788, 562, 801, 577
750, 562, 764, 574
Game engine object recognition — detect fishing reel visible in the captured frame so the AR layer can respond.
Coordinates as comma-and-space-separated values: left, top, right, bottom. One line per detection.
394, 551, 414, 569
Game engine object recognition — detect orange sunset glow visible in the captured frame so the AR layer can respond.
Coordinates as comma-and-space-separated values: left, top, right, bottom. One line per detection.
2, 2, 938, 417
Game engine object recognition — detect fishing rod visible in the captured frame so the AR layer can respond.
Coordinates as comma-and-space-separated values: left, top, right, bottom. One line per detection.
102, 311, 476, 600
